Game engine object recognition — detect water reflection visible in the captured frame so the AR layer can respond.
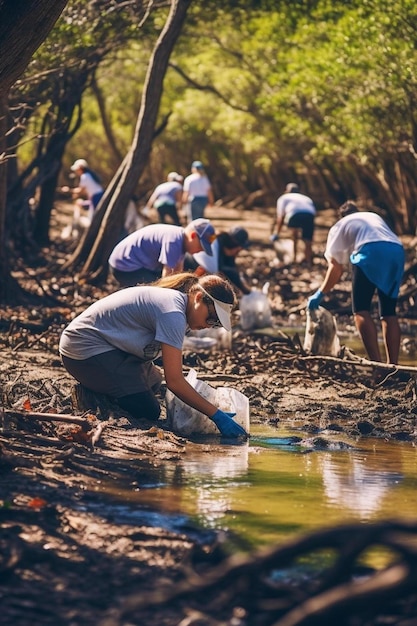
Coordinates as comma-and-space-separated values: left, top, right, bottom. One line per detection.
180, 443, 249, 480
173, 429, 417, 547
179, 443, 250, 523
319, 455, 403, 517
100, 425, 417, 550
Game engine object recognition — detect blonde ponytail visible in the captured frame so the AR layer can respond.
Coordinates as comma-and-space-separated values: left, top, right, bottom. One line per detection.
154, 272, 237, 308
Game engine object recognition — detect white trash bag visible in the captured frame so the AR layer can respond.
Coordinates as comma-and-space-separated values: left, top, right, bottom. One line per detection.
165, 369, 250, 436
240, 282, 272, 330
273, 238, 293, 265
304, 306, 340, 357
183, 328, 232, 352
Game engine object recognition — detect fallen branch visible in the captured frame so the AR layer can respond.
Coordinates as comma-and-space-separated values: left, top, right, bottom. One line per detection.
299, 354, 417, 374
91, 419, 112, 446
12, 327, 51, 353
1, 409, 95, 430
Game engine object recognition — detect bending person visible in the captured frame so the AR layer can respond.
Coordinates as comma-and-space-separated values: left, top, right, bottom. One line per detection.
272, 182, 316, 266
70, 158, 104, 224
185, 226, 251, 295
307, 201, 404, 364
108, 218, 216, 287
59, 273, 247, 438
145, 171, 183, 226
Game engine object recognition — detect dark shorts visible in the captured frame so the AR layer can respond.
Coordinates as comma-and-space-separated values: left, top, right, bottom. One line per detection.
189, 196, 208, 221
351, 265, 397, 317
61, 350, 162, 398
156, 202, 181, 226
183, 253, 199, 272
109, 265, 161, 287
286, 212, 315, 240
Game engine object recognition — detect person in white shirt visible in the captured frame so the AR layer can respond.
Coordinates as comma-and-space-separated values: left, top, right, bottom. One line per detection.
182, 160, 214, 222
70, 158, 104, 224
146, 172, 183, 225
308, 201, 405, 364
272, 182, 316, 266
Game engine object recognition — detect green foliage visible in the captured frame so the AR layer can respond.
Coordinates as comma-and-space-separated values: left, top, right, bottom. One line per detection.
9, 0, 156, 175
11, 0, 417, 228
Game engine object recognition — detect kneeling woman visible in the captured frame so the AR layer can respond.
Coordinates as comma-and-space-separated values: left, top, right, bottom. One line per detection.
59, 273, 247, 438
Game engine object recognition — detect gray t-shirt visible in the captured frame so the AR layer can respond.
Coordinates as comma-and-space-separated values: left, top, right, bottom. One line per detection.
59, 286, 187, 360
108, 223, 185, 272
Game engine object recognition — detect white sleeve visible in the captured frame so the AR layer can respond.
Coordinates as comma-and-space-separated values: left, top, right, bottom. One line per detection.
192, 239, 219, 273
324, 223, 350, 265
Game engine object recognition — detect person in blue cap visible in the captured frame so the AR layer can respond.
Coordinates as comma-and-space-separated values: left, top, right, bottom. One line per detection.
108, 218, 216, 287
182, 160, 214, 222
307, 201, 404, 364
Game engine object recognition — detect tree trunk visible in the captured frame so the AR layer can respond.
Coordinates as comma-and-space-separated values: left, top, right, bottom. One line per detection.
66, 0, 192, 282
0, 0, 68, 303
0, 0, 68, 93
91, 74, 124, 166
0, 93, 11, 302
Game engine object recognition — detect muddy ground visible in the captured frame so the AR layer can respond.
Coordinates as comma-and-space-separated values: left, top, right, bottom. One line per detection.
1, 200, 417, 625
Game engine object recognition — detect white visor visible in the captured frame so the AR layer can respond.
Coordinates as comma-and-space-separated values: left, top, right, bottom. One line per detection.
200, 286, 233, 331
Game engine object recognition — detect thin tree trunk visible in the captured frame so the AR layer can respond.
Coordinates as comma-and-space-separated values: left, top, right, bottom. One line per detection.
66, 0, 192, 281
0, 1, 68, 92
0, 93, 9, 301
91, 74, 124, 165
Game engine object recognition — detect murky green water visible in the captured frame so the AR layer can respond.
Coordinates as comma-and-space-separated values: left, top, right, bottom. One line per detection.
104, 424, 417, 552
176, 427, 417, 546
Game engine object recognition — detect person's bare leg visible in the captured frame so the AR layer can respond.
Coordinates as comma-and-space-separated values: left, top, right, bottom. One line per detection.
303, 240, 313, 266
290, 229, 298, 263
381, 316, 401, 364
354, 311, 382, 361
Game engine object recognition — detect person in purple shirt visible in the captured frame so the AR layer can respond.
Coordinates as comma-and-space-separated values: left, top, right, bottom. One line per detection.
108, 218, 216, 287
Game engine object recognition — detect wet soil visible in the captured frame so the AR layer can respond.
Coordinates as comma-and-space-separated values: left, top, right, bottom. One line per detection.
1, 201, 417, 625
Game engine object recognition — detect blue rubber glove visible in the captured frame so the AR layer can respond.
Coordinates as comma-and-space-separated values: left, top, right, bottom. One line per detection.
211, 410, 248, 438
270, 234, 279, 242
307, 290, 324, 310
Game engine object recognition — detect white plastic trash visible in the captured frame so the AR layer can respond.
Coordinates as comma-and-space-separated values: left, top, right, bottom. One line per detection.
182, 335, 218, 351
273, 238, 293, 265
183, 328, 232, 351
304, 306, 340, 357
240, 282, 272, 330
165, 369, 250, 436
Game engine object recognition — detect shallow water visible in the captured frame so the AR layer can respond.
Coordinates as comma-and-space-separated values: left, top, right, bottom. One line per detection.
177, 426, 417, 546
102, 423, 417, 552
